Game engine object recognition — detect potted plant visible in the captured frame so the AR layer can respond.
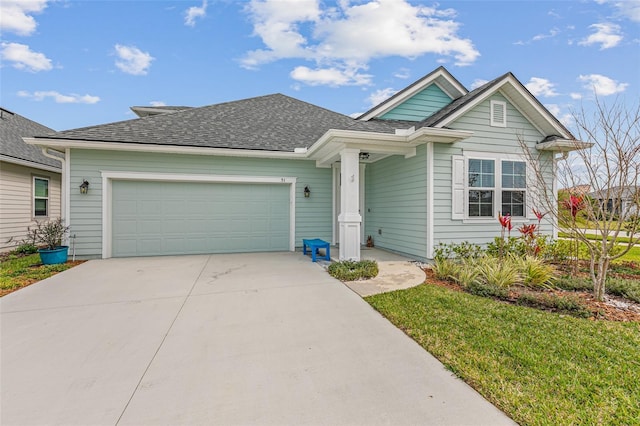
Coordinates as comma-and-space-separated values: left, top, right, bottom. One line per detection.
31, 218, 71, 265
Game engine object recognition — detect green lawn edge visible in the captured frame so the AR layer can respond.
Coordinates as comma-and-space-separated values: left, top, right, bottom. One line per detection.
366, 284, 640, 426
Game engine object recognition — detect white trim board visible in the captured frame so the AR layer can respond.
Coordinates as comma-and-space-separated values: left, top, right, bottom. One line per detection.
100, 171, 297, 258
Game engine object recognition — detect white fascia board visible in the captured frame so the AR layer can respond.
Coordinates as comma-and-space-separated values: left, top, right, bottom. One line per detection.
358, 69, 466, 121
23, 137, 309, 161
407, 127, 474, 144
433, 75, 573, 139
0, 154, 62, 173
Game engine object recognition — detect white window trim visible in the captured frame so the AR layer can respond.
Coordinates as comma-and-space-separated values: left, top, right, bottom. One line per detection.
33, 176, 50, 218
490, 100, 507, 127
459, 152, 529, 224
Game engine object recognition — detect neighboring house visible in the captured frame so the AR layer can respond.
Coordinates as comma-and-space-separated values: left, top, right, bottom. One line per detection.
25, 67, 588, 261
0, 108, 62, 252
589, 186, 639, 218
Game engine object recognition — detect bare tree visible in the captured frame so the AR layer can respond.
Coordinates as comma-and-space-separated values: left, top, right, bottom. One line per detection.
523, 97, 640, 301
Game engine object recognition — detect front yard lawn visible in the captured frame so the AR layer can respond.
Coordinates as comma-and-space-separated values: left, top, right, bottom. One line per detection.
367, 284, 640, 426
0, 253, 83, 296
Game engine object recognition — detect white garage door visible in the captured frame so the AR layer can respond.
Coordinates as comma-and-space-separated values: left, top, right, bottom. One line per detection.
111, 180, 290, 257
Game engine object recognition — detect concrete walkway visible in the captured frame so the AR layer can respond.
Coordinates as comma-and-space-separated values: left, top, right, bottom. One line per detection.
1, 252, 514, 425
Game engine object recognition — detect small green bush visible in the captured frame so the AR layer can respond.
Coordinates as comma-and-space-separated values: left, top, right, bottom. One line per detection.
555, 275, 591, 292
476, 256, 520, 288
11, 243, 38, 255
432, 258, 457, 281
328, 260, 378, 281
516, 292, 592, 318
465, 280, 509, 299
450, 260, 481, 287
434, 241, 484, 260
607, 278, 640, 303
517, 256, 556, 289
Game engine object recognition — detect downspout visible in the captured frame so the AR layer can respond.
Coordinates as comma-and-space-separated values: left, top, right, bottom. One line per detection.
40, 147, 68, 228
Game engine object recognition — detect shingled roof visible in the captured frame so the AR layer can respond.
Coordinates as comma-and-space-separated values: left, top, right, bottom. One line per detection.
0, 108, 61, 169
38, 94, 410, 152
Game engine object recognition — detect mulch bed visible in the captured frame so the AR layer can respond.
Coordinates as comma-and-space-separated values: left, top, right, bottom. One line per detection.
423, 268, 640, 323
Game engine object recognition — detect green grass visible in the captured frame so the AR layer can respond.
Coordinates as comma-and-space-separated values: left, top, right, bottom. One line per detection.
560, 237, 640, 263
366, 284, 640, 426
558, 231, 637, 245
0, 253, 77, 294
328, 260, 378, 281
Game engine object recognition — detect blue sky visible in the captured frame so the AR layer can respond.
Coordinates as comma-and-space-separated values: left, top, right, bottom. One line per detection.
1, 0, 639, 132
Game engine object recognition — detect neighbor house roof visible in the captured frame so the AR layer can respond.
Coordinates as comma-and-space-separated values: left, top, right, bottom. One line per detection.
590, 185, 639, 200
34, 94, 411, 152
0, 107, 61, 170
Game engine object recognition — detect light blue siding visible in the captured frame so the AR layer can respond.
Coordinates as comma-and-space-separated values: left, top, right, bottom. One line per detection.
69, 149, 332, 258
432, 94, 555, 249
380, 84, 452, 121
365, 145, 428, 261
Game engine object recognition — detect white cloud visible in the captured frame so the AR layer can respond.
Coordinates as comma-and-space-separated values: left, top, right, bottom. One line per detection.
578, 74, 628, 96
525, 77, 559, 97
114, 44, 154, 75
579, 23, 623, 49
242, 0, 479, 87
393, 68, 410, 79
18, 90, 100, 104
185, 0, 207, 27
150, 100, 167, 106
570, 92, 582, 100
597, 0, 640, 22
532, 28, 560, 41
470, 79, 488, 89
0, 0, 48, 36
290, 65, 372, 86
367, 87, 398, 107
0, 42, 52, 72
544, 103, 572, 127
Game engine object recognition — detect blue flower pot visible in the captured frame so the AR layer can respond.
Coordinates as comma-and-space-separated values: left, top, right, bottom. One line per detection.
38, 246, 69, 265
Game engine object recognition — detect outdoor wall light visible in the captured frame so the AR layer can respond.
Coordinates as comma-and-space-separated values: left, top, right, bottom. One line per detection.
304, 185, 311, 198
359, 152, 370, 160
79, 180, 90, 194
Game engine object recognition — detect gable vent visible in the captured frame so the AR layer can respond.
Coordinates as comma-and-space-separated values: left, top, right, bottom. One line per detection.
490, 100, 507, 127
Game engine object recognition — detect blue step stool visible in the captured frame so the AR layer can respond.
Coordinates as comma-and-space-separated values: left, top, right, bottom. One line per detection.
302, 239, 330, 262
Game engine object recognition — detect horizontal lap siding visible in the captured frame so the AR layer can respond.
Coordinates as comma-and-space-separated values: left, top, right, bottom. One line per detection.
365, 145, 427, 260
433, 94, 554, 248
380, 85, 452, 121
69, 149, 331, 258
0, 162, 61, 251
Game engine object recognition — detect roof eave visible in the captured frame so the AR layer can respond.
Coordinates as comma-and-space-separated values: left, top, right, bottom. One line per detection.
536, 139, 593, 152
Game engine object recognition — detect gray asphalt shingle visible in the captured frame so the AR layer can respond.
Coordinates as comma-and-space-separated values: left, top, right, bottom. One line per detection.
41, 94, 410, 152
0, 108, 61, 169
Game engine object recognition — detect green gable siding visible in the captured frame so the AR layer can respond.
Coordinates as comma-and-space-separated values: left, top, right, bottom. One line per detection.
432, 94, 554, 248
380, 84, 452, 121
365, 145, 428, 260
69, 149, 332, 258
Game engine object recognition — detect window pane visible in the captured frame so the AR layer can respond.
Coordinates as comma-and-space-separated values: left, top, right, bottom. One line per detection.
502, 161, 526, 189
468, 190, 493, 217
469, 159, 495, 188
482, 161, 494, 174
35, 178, 48, 197
469, 159, 481, 173
35, 199, 48, 216
483, 174, 495, 187
469, 173, 480, 187
502, 190, 525, 217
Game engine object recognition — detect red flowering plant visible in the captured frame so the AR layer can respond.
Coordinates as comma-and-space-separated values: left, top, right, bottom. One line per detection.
518, 223, 539, 256
496, 213, 513, 258
561, 194, 585, 273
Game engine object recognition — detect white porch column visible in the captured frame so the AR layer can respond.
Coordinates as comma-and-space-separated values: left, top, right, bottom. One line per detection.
339, 148, 361, 260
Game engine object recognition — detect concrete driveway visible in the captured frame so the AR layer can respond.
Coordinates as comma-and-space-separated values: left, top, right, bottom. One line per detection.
1, 252, 514, 425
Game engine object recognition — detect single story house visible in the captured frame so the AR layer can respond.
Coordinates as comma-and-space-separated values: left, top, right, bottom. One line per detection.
589, 186, 639, 219
1, 108, 62, 252
25, 67, 587, 261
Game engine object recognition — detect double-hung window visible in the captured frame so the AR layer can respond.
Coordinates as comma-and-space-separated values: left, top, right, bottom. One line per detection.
34, 177, 49, 217
452, 154, 528, 221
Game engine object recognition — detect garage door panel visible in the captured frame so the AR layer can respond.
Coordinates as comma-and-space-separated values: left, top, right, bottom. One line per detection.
112, 180, 290, 257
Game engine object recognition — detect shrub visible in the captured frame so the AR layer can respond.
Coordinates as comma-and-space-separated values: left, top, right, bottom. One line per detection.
434, 241, 484, 261
516, 292, 592, 318
516, 256, 556, 289
486, 236, 526, 258
11, 243, 38, 255
450, 261, 481, 288
606, 278, 640, 303
465, 280, 509, 299
432, 258, 457, 281
476, 256, 521, 288
328, 260, 378, 281
555, 276, 591, 292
